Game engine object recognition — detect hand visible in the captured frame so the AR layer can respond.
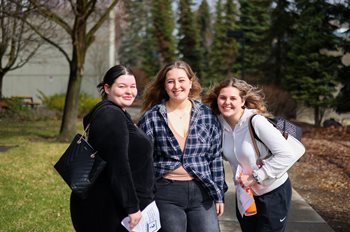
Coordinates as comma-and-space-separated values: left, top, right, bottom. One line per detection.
239, 173, 256, 188
128, 210, 142, 230
216, 202, 224, 216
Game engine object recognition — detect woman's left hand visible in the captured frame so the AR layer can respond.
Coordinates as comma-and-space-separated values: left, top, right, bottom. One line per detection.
216, 202, 224, 216
128, 210, 142, 230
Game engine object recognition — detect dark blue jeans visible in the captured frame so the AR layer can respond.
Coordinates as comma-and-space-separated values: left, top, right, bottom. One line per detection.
236, 178, 292, 232
155, 178, 220, 232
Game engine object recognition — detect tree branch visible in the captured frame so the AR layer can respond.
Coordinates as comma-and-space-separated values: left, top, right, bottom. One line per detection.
86, 0, 119, 46
29, 0, 72, 35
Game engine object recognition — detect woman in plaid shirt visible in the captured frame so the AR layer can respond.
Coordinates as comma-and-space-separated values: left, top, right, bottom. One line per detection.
138, 60, 227, 232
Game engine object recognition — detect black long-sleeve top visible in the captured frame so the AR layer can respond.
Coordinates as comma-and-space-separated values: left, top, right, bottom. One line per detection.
70, 100, 154, 231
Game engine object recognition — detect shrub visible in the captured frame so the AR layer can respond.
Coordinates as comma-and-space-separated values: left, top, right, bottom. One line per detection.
0, 97, 65, 121
0, 98, 37, 121
78, 93, 101, 117
38, 91, 100, 118
263, 84, 298, 119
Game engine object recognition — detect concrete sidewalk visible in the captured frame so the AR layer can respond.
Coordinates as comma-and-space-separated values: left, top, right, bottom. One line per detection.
219, 162, 335, 232
126, 108, 335, 232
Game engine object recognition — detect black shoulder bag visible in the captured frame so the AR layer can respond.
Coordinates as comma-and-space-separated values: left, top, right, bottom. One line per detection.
54, 105, 107, 199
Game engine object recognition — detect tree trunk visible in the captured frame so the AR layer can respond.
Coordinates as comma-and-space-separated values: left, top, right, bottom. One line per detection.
0, 72, 4, 98
59, 36, 86, 141
59, 62, 83, 141
314, 106, 321, 127
58, 11, 89, 141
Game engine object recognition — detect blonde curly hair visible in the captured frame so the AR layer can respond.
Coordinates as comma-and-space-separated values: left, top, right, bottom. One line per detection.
203, 78, 269, 115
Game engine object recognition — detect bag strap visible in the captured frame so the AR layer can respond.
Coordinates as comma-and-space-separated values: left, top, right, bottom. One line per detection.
249, 114, 274, 167
84, 101, 110, 137
248, 114, 261, 158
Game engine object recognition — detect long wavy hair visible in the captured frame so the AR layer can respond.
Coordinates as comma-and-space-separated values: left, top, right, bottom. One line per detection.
141, 60, 202, 113
203, 78, 269, 115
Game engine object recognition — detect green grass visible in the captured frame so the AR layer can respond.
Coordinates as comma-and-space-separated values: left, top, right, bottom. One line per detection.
0, 118, 75, 231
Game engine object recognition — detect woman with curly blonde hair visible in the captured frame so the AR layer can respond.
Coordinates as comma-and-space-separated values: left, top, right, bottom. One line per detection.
204, 78, 268, 116
204, 78, 297, 232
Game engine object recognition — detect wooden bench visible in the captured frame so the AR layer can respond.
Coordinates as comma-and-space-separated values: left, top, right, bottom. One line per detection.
0, 99, 7, 109
11, 96, 40, 108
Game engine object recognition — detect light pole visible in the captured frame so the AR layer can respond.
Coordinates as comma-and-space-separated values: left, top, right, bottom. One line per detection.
227, 30, 245, 80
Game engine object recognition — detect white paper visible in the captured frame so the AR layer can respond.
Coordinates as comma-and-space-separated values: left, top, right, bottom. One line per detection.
235, 165, 255, 217
121, 201, 161, 232
236, 184, 255, 217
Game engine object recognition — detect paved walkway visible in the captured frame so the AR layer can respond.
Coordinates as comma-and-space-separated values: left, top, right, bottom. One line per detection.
127, 107, 334, 232
219, 161, 335, 232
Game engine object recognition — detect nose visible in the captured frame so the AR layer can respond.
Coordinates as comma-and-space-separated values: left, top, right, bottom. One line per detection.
174, 80, 180, 89
125, 87, 132, 94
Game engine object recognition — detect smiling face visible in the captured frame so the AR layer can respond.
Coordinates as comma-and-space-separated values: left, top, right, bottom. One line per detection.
217, 86, 245, 121
104, 74, 137, 109
165, 68, 192, 103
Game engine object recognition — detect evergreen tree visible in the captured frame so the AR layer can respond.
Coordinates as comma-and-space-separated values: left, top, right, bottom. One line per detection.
334, 0, 350, 113
151, 0, 176, 65
209, 0, 239, 85
119, 0, 158, 77
336, 66, 350, 113
196, 0, 212, 81
285, 0, 342, 126
238, 0, 272, 82
177, 0, 203, 78
142, 15, 160, 77
222, 0, 239, 78
119, 0, 147, 68
208, 0, 225, 84
267, 0, 296, 84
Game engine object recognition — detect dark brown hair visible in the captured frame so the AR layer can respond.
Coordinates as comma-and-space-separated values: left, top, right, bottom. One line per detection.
97, 65, 135, 99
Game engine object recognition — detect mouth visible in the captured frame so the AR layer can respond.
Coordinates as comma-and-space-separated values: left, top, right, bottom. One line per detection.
222, 106, 232, 110
171, 90, 184, 96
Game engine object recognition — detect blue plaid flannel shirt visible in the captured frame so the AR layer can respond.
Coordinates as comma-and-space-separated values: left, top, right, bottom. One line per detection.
138, 100, 227, 202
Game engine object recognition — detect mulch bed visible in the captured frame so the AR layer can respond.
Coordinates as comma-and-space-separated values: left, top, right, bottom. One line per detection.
289, 126, 350, 232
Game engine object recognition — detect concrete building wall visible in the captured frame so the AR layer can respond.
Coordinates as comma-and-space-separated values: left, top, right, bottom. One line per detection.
3, 14, 112, 103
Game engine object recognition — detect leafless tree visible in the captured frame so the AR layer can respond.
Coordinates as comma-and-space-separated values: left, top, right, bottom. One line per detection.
23, 0, 120, 141
0, 0, 42, 98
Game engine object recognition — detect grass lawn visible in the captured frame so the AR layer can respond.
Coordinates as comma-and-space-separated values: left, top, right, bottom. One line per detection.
0, 118, 76, 232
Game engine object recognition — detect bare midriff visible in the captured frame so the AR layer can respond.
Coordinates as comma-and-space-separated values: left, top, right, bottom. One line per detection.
164, 166, 193, 180
163, 116, 193, 181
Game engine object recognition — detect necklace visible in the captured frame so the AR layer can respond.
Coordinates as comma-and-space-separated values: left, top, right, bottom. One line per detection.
166, 100, 192, 120
171, 109, 191, 120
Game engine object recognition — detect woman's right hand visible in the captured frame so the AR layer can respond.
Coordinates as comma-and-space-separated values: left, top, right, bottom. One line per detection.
239, 173, 256, 188
128, 210, 142, 230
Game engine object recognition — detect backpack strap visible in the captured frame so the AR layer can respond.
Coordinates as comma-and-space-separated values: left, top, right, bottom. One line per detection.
248, 114, 261, 159
249, 114, 268, 167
